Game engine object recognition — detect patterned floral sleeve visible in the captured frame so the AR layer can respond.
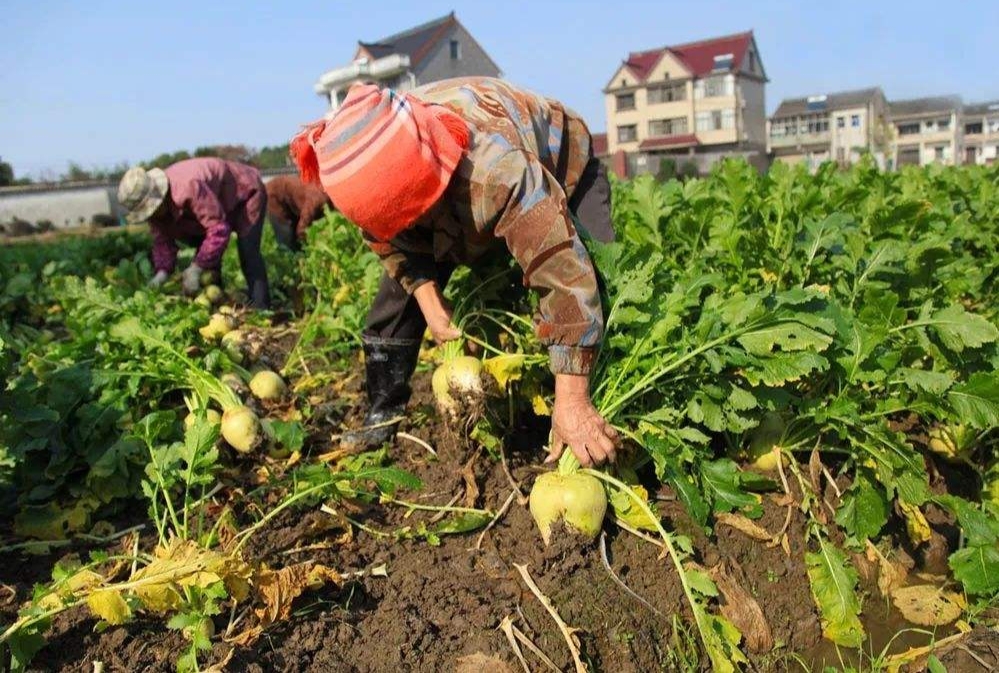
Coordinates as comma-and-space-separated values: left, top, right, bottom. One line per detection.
478, 150, 603, 376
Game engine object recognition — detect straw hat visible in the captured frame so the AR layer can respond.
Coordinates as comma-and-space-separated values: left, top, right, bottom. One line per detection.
117, 166, 169, 223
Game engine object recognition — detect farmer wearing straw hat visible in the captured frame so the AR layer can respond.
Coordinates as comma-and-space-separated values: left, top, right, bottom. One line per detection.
292, 77, 617, 467
117, 158, 271, 308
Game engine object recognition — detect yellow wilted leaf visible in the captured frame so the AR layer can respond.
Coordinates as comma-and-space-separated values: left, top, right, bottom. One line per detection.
14, 502, 91, 540
531, 394, 551, 416
86, 589, 131, 625
898, 501, 932, 545
131, 539, 221, 612
65, 569, 105, 594
482, 354, 526, 390
608, 484, 658, 531
891, 585, 965, 626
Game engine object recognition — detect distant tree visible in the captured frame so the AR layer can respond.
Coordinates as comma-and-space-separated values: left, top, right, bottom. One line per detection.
143, 150, 191, 170
0, 158, 13, 186
255, 144, 291, 169
655, 158, 677, 183
194, 144, 254, 164
64, 162, 94, 182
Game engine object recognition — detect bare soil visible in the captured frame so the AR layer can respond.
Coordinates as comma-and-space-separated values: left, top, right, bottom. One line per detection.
1, 369, 994, 673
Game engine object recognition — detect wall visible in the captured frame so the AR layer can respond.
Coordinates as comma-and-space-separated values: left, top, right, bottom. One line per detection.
416, 23, 501, 85
0, 168, 298, 231
739, 78, 767, 147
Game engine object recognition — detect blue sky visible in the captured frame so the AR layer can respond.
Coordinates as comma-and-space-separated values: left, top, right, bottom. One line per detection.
2, 0, 996, 178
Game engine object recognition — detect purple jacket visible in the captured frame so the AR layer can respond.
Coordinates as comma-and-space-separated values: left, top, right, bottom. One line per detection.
149, 158, 265, 272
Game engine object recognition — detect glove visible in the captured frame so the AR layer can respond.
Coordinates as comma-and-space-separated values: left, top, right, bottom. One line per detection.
181, 263, 204, 296
148, 270, 169, 288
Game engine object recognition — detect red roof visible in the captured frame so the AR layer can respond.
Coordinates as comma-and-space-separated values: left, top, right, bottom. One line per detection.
591, 133, 608, 156
639, 134, 700, 150
622, 31, 754, 82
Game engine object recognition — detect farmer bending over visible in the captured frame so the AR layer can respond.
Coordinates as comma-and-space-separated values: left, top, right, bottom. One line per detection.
292, 77, 618, 467
265, 174, 333, 251
117, 158, 271, 308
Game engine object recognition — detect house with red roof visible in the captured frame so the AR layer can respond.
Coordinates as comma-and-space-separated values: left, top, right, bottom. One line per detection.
314, 12, 501, 108
603, 31, 768, 176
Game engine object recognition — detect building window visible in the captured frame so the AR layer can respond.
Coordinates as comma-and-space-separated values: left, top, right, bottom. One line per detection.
616, 93, 636, 111
695, 109, 735, 132
897, 123, 920, 136
851, 114, 861, 128
694, 75, 734, 99
937, 118, 950, 131
748, 51, 756, 73
712, 53, 734, 71
449, 40, 461, 60
966, 122, 984, 135
837, 116, 845, 129
617, 125, 638, 143
934, 146, 946, 161
649, 117, 688, 137
647, 82, 686, 104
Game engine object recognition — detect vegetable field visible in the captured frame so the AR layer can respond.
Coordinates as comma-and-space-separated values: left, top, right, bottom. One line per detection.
2, 159, 998, 672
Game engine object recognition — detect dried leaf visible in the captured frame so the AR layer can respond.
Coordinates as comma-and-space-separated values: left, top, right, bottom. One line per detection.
531, 394, 551, 416
86, 589, 131, 625
865, 541, 908, 597
716, 512, 774, 541
891, 585, 965, 626
707, 564, 774, 653
229, 561, 343, 646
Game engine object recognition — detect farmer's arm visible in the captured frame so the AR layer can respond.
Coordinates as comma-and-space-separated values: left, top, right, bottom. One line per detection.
150, 222, 179, 274
483, 150, 617, 465
296, 190, 330, 240
183, 181, 232, 269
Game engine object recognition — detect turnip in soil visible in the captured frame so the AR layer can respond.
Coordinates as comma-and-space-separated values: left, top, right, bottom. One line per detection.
249, 370, 286, 400
221, 405, 262, 453
432, 341, 485, 426
199, 313, 237, 341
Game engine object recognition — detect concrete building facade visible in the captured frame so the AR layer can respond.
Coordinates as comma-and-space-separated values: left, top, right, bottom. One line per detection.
603, 31, 768, 176
769, 88, 890, 169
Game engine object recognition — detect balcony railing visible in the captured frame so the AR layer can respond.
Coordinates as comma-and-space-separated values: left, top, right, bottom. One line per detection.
769, 131, 831, 148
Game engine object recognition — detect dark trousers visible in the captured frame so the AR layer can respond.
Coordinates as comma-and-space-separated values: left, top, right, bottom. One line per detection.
181, 210, 271, 309
363, 157, 613, 342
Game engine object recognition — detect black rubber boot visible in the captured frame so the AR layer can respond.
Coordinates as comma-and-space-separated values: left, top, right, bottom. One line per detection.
340, 336, 422, 451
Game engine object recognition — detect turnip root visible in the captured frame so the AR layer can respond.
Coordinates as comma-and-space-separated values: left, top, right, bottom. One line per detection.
249, 370, 286, 401
203, 285, 224, 303
432, 355, 484, 424
199, 313, 237, 341
529, 471, 607, 545
221, 405, 262, 453
732, 412, 789, 471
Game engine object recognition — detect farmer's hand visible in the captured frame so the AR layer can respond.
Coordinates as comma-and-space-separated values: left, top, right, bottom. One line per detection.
414, 281, 461, 344
148, 270, 169, 288
548, 374, 619, 467
181, 263, 203, 296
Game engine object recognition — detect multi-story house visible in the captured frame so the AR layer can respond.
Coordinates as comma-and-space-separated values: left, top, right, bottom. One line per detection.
313, 12, 501, 109
889, 96, 963, 167
603, 31, 768, 176
768, 87, 890, 169
962, 101, 999, 166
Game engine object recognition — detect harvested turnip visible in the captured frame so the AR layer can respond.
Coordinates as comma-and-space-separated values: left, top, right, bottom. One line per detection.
432, 353, 484, 424
203, 285, 224, 303
530, 471, 607, 545
221, 405, 261, 453
198, 313, 237, 341
249, 370, 286, 401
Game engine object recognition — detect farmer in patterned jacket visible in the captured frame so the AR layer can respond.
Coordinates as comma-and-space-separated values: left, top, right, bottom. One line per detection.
291, 77, 617, 467
117, 158, 271, 308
